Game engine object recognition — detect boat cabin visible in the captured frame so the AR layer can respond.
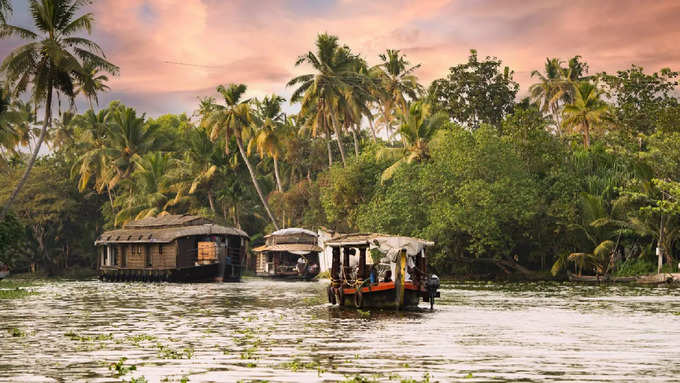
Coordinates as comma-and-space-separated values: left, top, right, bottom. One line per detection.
95, 214, 249, 282
252, 228, 322, 280
324, 233, 440, 309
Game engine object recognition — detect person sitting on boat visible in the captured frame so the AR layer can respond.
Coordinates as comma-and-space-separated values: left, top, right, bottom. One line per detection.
369, 265, 377, 284
296, 256, 307, 275
383, 269, 392, 283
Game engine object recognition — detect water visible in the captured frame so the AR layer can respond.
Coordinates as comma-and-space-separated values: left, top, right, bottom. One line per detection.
1, 279, 680, 382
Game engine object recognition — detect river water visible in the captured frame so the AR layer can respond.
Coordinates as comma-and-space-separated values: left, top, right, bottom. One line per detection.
1, 279, 680, 382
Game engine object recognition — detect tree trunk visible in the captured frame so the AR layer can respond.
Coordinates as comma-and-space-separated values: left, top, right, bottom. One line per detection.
658, 212, 664, 273
273, 157, 283, 193
583, 120, 590, 149
235, 137, 279, 230
351, 127, 360, 157
329, 112, 347, 167
106, 185, 115, 214
233, 204, 240, 229
367, 117, 378, 142
207, 189, 216, 213
1, 80, 53, 221
326, 133, 333, 168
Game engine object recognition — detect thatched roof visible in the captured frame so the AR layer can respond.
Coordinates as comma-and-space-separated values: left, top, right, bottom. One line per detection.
95, 215, 248, 245
123, 214, 212, 229
264, 227, 318, 246
252, 243, 323, 253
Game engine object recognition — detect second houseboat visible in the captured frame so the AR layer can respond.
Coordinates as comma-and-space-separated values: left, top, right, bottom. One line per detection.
253, 228, 322, 280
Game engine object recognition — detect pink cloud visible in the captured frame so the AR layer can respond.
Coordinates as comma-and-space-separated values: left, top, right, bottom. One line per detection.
26, 0, 677, 115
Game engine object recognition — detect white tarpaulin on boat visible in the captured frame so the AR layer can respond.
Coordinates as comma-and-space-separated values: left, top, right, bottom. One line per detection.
270, 228, 317, 237
369, 236, 432, 257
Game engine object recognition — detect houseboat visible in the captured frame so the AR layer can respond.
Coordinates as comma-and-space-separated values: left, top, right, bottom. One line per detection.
253, 228, 322, 280
325, 233, 440, 310
95, 214, 249, 282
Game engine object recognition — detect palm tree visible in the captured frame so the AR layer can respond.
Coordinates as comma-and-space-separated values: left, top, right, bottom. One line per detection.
170, 127, 221, 213
529, 58, 567, 130
551, 193, 624, 277
72, 108, 113, 193
74, 61, 111, 110
203, 83, 280, 230
114, 152, 173, 226
297, 97, 334, 168
0, 0, 11, 24
250, 94, 286, 193
288, 33, 366, 167
0, 0, 118, 220
562, 82, 609, 149
371, 49, 423, 140
104, 106, 162, 188
0, 87, 21, 166
377, 101, 447, 182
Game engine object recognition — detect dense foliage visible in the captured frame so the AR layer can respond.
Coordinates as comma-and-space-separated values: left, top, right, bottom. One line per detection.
1, 6, 679, 278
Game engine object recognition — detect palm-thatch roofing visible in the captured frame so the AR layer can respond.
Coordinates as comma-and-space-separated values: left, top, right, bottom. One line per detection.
253, 227, 321, 253
95, 214, 248, 245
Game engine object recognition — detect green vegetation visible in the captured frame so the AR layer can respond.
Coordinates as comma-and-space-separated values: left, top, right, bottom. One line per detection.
7, 327, 26, 337
0, 4, 679, 279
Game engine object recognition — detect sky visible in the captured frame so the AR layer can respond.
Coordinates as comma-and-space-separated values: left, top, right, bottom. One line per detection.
1, 0, 679, 117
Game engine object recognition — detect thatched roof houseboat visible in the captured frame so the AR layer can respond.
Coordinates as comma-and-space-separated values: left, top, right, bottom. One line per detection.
95, 214, 249, 282
252, 228, 322, 280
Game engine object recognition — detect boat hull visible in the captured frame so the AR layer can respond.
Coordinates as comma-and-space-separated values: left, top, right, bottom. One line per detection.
99, 262, 242, 283
329, 282, 426, 310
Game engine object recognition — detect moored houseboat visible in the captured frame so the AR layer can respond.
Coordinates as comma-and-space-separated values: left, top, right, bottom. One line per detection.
325, 233, 440, 310
95, 214, 249, 282
252, 228, 322, 280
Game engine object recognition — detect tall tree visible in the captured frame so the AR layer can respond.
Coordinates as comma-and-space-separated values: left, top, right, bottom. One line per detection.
204, 83, 280, 230
170, 127, 221, 213
251, 94, 286, 193
371, 49, 422, 139
529, 58, 567, 131
74, 60, 111, 110
428, 49, 518, 130
0, 0, 118, 220
562, 82, 610, 149
288, 33, 366, 167
0, 0, 11, 24
377, 101, 448, 182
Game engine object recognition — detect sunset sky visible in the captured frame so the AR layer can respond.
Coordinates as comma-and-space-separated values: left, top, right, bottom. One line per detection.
1, 0, 679, 116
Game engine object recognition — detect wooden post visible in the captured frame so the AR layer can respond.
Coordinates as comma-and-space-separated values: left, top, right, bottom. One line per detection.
343, 247, 351, 285
358, 247, 366, 281
331, 246, 340, 284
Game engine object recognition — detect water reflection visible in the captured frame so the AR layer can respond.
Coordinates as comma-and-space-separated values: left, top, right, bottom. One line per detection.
0, 279, 679, 382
